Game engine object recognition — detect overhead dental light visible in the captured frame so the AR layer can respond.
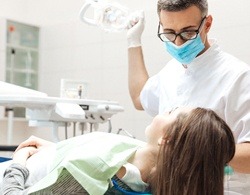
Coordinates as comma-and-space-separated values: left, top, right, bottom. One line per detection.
79, 0, 135, 32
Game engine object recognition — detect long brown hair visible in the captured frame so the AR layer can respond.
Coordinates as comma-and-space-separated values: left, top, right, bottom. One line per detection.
150, 108, 235, 195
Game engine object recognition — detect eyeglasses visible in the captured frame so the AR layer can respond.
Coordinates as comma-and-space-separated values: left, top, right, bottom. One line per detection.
157, 17, 206, 42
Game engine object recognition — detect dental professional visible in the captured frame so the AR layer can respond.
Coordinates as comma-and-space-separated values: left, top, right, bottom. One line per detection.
127, 0, 250, 194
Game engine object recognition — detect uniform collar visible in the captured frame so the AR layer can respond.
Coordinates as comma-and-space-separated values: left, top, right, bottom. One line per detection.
183, 39, 220, 70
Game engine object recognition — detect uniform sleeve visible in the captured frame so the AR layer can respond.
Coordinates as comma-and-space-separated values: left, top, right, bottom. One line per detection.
2, 163, 30, 195
140, 75, 161, 117
224, 70, 250, 143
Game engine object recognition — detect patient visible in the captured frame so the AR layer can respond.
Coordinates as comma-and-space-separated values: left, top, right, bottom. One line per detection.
0, 107, 235, 195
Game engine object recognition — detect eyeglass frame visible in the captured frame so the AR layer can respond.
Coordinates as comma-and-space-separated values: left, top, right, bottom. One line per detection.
157, 16, 207, 42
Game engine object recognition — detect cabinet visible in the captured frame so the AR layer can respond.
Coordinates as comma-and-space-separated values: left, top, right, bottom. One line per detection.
0, 19, 39, 117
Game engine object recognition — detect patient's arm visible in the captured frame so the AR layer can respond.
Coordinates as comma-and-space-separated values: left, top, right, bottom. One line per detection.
15, 136, 54, 153
2, 163, 30, 195
2, 145, 56, 195
2, 147, 37, 195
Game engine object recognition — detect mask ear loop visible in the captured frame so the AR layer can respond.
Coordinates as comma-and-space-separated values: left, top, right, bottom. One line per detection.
224, 165, 234, 194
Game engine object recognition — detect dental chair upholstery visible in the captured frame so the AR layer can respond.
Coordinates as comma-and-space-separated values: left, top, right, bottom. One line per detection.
0, 145, 17, 162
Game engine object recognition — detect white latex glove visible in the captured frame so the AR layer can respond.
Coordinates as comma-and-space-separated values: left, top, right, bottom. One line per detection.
127, 10, 145, 48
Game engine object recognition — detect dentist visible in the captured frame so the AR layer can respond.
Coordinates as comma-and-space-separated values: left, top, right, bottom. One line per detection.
127, 0, 250, 194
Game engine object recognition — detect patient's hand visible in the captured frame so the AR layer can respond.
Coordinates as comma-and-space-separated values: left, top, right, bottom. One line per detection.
13, 146, 38, 166
15, 136, 55, 153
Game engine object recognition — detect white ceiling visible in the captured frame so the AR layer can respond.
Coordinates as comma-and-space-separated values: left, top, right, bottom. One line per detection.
0, 0, 152, 27
0, 0, 88, 26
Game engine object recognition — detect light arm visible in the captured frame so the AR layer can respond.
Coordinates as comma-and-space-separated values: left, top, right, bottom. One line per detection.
128, 47, 149, 110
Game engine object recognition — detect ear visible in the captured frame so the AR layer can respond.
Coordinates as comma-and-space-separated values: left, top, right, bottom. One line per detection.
204, 15, 213, 33
158, 137, 166, 146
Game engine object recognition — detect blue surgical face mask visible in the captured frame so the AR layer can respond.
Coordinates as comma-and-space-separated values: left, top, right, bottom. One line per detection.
164, 35, 205, 65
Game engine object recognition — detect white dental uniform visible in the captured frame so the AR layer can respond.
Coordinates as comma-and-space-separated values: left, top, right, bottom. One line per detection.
140, 39, 250, 194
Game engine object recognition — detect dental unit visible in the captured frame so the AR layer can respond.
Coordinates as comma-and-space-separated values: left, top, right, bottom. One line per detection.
0, 81, 124, 142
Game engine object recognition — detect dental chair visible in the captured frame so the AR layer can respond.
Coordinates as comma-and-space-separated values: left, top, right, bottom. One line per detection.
111, 178, 152, 195
0, 145, 17, 162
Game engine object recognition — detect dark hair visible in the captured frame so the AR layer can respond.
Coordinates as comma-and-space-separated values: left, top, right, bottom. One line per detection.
150, 107, 235, 195
157, 0, 208, 17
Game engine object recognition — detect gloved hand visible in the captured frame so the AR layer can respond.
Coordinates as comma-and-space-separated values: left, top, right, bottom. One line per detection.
126, 10, 145, 48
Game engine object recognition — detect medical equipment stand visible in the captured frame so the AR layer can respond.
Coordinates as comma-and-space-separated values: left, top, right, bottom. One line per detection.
6, 108, 14, 145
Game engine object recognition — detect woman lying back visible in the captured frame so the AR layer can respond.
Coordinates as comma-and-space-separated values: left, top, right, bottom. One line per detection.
1, 107, 235, 195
